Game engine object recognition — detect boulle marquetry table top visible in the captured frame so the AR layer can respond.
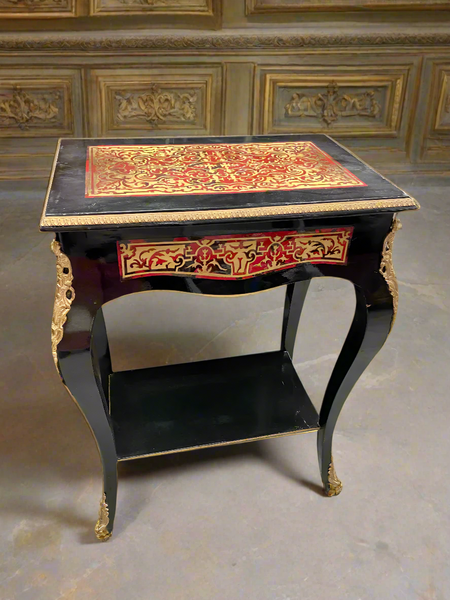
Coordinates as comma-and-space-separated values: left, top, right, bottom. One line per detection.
41, 134, 418, 541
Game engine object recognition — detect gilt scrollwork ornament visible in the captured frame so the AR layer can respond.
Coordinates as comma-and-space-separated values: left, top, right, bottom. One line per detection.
326, 456, 343, 497
94, 493, 111, 541
50, 239, 75, 368
379, 217, 402, 330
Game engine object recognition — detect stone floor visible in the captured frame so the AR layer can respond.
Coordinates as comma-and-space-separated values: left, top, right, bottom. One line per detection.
0, 174, 449, 600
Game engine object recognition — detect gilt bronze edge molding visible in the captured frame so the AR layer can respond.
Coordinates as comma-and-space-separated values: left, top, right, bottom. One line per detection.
41, 198, 418, 229
50, 239, 75, 368
2, 32, 450, 51
380, 216, 401, 330
117, 427, 320, 462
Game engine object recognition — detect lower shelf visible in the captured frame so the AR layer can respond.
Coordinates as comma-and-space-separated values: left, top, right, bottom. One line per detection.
109, 350, 319, 461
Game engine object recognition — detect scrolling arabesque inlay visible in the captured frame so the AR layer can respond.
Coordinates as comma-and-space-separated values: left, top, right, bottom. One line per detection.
50, 239, 75, 367
284, 82, 381, 126
85, 141, 365, 198
117, 228, 353, 281
115, 84, 197, 127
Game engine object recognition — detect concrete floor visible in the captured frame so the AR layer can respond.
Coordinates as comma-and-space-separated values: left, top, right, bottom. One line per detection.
0, 174, 449, 599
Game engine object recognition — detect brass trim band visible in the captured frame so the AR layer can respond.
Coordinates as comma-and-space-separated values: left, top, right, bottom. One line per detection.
41, 197, 418, 229
117, 427, 319, 462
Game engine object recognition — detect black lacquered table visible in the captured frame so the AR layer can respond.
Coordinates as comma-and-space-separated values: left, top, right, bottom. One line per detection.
40, 134, 418, 540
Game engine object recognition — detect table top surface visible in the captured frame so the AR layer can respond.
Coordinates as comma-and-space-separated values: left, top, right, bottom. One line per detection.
40, 134, 418, 231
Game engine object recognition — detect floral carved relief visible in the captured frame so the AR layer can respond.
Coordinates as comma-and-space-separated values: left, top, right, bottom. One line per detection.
284, 82, 382, 126
114, 84, 197, 127
0, 87, 61, 130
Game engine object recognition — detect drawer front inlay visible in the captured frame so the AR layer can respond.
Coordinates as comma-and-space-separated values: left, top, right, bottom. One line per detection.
117, 228, 353, 280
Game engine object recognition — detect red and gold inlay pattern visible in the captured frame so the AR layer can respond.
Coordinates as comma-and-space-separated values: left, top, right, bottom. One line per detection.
117, 228, 353, 281
86, 142, 365, 198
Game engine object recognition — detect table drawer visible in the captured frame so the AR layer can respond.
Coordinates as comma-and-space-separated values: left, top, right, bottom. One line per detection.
117, 228, 354, 281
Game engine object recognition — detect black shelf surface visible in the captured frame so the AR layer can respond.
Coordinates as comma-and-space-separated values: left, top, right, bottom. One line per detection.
109, 350, 319, 461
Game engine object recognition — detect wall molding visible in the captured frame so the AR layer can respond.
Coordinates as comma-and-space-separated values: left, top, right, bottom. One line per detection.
1, 31, 450, 52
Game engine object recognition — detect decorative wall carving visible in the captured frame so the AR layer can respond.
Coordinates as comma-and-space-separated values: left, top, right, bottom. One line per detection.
0, 79, 74, 137
421, 62, 450, 162
115, 85, 197, 127
0, 0, 73, 15
284, 82, 381, 127
0, 87, 60, 129
247, 0, 450, 12
91, 0, 210, 14
0, 33, 450, 52
91, 68, 221, 137
261, 71, 406, 136
433, 70, 450, 133
2, 0, 63, 6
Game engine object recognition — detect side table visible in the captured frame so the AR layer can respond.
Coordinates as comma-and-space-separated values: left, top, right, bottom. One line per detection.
40, 134, 418, 540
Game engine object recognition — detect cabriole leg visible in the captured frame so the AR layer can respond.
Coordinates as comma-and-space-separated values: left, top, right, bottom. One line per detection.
51, 240, 117, 540
318, 281, 395, 496
281, 280, 311, 358
318, 217, 400, 496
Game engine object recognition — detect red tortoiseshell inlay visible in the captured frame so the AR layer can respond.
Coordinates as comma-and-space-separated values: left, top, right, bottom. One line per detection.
117, 228, 353, 281
86, 141, 365, 198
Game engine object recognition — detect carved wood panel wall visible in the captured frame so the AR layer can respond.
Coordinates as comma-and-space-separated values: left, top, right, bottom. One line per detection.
0, 36, 449, 177
0, 70, 82, 137
419, 60, 450, 163
431, 65, 450, 135
90, 0, 212, 16
258, 68, 409, 137
89, 67, 223, 137
252, 61, 419, 167
0, 0, 75, 17
247, 0, 450, 12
